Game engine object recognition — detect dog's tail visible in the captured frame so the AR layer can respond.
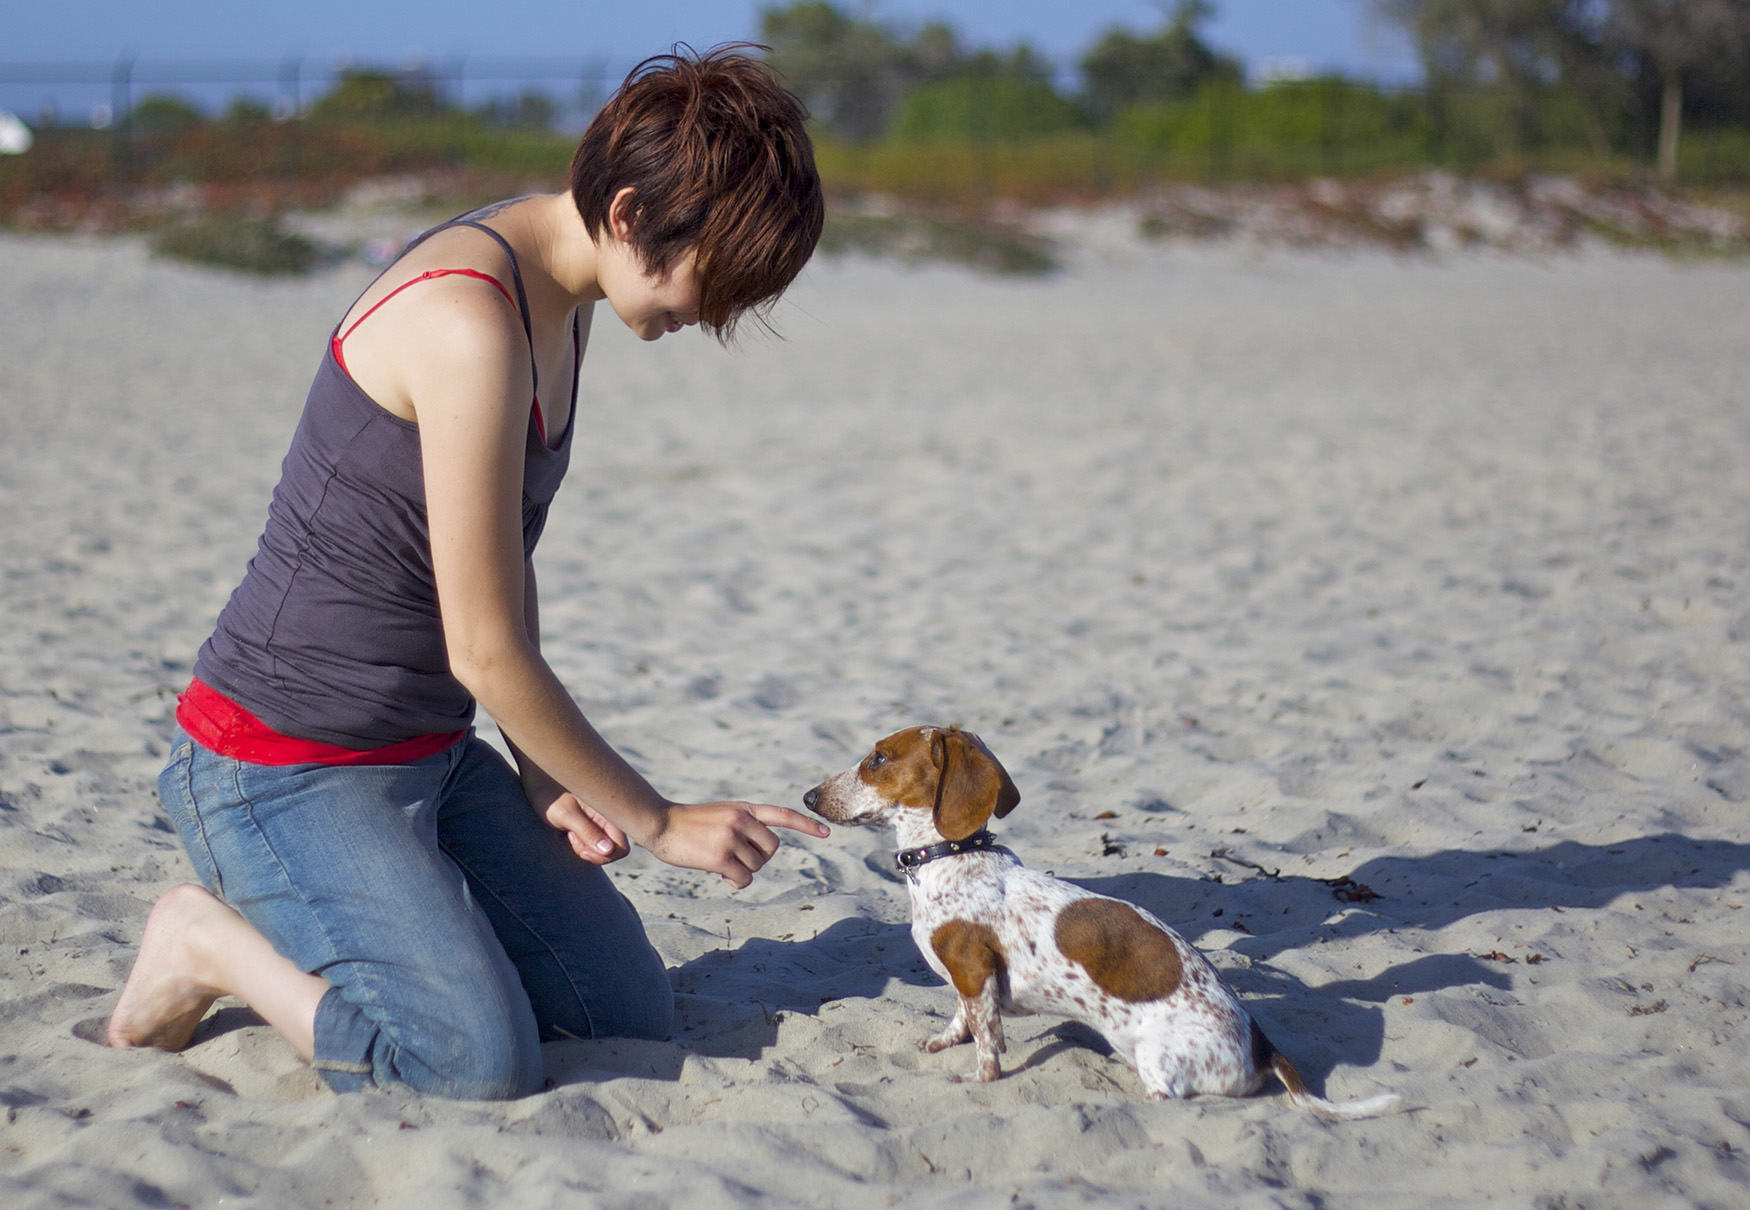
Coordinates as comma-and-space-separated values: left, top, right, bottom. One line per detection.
1250, 1021, 1400, 1124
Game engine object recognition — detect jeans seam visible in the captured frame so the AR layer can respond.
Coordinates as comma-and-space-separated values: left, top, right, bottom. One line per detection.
227, 761, 407, 1081
172, 742, 225, 899
439, 839, 598, 1040
226, 759, 379, 1041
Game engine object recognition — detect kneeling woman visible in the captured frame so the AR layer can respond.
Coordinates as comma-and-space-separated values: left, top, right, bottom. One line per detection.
108, 48, 829, 1099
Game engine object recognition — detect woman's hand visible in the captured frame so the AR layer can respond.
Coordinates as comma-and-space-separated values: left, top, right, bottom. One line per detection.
522, 768, 632, 864
647, 802, 830, 889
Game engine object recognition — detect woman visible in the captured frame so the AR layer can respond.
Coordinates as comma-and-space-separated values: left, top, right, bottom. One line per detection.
107, 47, 829, 1100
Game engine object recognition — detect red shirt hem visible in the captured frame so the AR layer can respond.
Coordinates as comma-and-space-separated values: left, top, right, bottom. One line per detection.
176, 678, 466, 766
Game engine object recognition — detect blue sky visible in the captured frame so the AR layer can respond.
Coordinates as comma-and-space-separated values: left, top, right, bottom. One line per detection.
2, 2, 1420, 123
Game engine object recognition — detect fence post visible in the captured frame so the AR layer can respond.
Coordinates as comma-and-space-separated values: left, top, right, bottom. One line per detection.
447, 56, 466, 170
280, 55, 303, 181
578, 60, 605, 127
110, 54, 133, 188
1321, 81, 1343, 177
1424, 84, 1445, 166
971, 74, 992, 208
1208, 85, 1232, 182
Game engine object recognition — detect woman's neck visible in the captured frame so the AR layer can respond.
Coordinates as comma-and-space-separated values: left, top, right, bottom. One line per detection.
514, 193, 607, 316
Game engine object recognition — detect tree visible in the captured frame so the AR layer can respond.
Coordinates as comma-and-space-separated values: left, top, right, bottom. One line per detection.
223, 97, 274, 125
1370, 0, 1750, 171
891, 44, 1084, 142
1368, 0, 1593, 154
132, 94, 206, 138
475, 91, 557, 132
1079, 1, 1244, 125
1605, 0, 1750, 180
759, 2, 911, 141
761, 3, 1080, 142
311, 70, 448, 124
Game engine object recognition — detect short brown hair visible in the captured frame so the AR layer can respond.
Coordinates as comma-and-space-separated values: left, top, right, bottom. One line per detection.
570, 45, 825, 340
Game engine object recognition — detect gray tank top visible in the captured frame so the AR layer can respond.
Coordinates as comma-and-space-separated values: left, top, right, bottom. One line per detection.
194, 216, 578, 748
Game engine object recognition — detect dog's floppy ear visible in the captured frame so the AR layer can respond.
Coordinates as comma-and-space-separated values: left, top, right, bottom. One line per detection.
931, 728, 1021, 841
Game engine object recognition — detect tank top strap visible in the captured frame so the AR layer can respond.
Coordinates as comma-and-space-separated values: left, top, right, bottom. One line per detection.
441, 220, 536, 372
361, 212, 541, 395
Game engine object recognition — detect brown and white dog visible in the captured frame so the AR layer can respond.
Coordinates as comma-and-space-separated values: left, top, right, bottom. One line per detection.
803, 725, 1398, 1122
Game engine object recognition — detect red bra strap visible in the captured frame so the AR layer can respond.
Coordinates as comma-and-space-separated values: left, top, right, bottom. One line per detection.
330, 268, 519, 376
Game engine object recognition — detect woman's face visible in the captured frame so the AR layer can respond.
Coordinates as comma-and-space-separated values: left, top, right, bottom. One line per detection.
601, 242, 702, 342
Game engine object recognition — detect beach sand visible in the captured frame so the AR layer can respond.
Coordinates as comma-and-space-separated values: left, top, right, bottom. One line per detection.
1, 226, 1747, 1208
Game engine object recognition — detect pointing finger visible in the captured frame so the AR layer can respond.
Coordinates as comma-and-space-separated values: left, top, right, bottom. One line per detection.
747, 803, 831, 838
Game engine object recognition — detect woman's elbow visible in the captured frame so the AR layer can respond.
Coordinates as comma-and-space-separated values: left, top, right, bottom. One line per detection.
445, 631, 532, 700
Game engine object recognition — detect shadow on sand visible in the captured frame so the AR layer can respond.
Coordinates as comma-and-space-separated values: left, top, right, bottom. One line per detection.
566, 832, 1749, 1090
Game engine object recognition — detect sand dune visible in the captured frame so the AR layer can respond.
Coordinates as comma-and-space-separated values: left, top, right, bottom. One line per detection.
1, 226, 1747, 1208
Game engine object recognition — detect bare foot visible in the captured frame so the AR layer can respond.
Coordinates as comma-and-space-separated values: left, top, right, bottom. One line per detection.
107, 883, 235, 1051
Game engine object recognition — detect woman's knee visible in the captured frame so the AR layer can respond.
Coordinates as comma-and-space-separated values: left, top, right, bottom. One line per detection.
318, 978, 545, 1100
410, 1023, 544, 1100
370, 1016, 544, 1100
614, 960, 675, 1042
540, 937, 674, 1043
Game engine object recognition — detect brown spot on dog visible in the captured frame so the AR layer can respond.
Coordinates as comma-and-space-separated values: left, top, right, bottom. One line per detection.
1054, 898, 1183, 1002
931, 919, 1007, 998
858, 727, 945, 809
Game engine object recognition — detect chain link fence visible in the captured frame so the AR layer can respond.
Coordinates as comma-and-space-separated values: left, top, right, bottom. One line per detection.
2, 55, 1746, 214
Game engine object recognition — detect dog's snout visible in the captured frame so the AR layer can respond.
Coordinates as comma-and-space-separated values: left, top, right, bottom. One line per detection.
803, 786, 821, 812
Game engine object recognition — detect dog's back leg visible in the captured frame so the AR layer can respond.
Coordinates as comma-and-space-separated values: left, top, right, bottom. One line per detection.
1132, 1030, 1212, 1101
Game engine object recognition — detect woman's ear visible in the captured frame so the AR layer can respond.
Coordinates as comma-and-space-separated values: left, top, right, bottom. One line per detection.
607, 186, 639, 244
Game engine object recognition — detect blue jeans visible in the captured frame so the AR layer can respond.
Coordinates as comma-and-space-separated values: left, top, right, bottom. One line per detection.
156, 728, 674, 1099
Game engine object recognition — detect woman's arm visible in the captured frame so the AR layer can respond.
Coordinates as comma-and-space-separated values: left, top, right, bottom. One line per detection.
407, 284, 825, 887
507, 560, 632, 865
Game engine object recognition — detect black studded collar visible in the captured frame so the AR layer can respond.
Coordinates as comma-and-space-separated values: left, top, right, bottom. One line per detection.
895, 830, 1003, 882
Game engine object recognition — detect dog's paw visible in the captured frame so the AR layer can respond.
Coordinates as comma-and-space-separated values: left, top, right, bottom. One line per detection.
925, 1025, 968, 1052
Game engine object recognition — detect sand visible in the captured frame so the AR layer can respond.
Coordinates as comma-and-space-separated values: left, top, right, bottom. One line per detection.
1, 223, 1748, 1209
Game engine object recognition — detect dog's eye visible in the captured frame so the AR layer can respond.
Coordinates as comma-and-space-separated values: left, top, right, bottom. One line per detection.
866, 752, 888, 769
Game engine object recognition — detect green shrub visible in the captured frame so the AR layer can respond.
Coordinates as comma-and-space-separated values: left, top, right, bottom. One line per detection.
1114, 80, 1431, 177
132, 94, 206, 138
891, 76, 1084, 142
311, 70, 446, 123
1105, 79, 1639, 179
457, 124, 574, 176
1682, 127, 1750, 187
151, 215, 321, 275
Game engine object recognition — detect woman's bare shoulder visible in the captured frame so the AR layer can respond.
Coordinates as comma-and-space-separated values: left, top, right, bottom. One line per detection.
335, 222, 531, 421
344, 219, 522, 323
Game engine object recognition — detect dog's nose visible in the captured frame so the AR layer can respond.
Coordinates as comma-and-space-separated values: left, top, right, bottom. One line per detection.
803, 787, 820, 811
